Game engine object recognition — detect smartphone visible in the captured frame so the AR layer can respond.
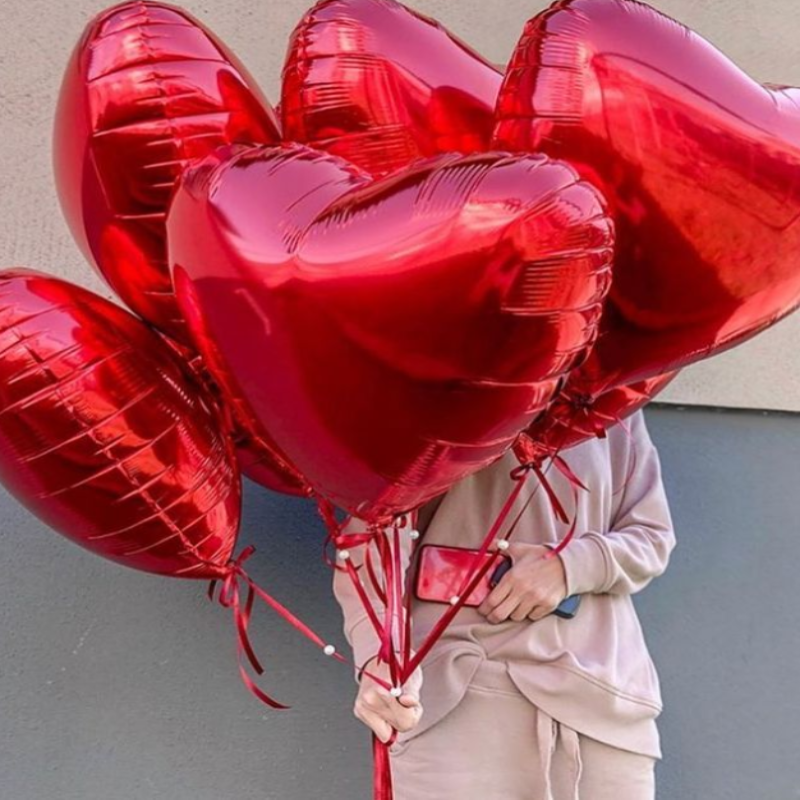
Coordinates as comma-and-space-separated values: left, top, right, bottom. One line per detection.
413, 544, 509, 607
414, 543, 582, 618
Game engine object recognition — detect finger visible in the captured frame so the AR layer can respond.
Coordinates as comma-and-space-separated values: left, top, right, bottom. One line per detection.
527, 605, 552, 622
362, 685, 421, 732
504, 542, 533, 561
478, 578, 513, 616
405, 668, 423, 696
389, 703, 424, 733
397, 668, 422, 699
360, 686, 397, 714
397, 679, 422, 706
367, 693, 420, 732
510, 597, 538, 622
487, 594, 520, 624
355, 705, 395, 743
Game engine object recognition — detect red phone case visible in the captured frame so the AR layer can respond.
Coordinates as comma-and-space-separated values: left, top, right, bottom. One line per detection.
413, 544, 510, 607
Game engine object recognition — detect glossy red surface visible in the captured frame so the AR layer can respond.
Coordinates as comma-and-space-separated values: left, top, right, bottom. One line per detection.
282, 0, 502, 176
159, 335, 310, 497
0, 269, 240, 579
54, 0, 280, 342
515, 372, 678, 466
414, 545, 506, 607
494, 0, 800, 394
167, 144, 613, 522
53, 1, 308, 496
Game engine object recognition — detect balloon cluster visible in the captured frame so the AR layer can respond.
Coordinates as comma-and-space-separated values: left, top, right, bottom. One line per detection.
1, 0, 799, 789
29, 0, 796, 534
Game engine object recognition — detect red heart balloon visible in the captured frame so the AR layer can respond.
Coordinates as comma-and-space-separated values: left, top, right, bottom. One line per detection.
156, 334, 310, 498
282, 0, 502, 176
54, 1, 311, 497
54, 0, 280, 343
514, 372, 678, 466
167, 144, 613, 521
494, 0, 800, 395
0, 269, 240, 579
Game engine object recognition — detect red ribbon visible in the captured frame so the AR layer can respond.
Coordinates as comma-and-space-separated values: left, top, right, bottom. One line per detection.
315, 472, 539, 799
365, 544, 388, 606
315, 451, 592, 800
208, 544, 396, 710
373, 734, 395, 800
611, 413, 639, 498
531, 461, 569, 524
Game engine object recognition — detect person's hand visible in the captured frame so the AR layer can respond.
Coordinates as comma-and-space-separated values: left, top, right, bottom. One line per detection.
477, 543, 567, 624
354, 655, 423, 743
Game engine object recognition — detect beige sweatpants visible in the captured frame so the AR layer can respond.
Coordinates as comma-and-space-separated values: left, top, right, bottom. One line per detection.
388, 659, 656, 800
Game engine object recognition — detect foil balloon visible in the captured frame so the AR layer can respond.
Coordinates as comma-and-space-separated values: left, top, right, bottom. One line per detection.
235, 441, 308, 495
514, 372, 678, 466
158, 335, 309, 497
167, 143, 614, 521
282, 0, 502, 176
54, 1, 308, 497
0, 269, 240, 579
494, 0, 800, 396
54, 0, 281, 343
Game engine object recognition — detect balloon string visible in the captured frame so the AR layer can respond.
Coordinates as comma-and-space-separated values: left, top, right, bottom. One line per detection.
341, 554, 402, 689
611, 412, 638, 498
536, 399, 645, 556
316, 504, 399, 690
315, 472, 556, 799
316, 471, 574, 798
502, 464, 551, 541
507, 399, 590, 560
377, 529, 396, 671
342, 558, 386, 643
401, 469, 529, 678
374, 529, 403, 687
373, 734, 394, 800
550, 453, 588, 491
379, 523, 414, 800
538, 401, 588, 557
402, 572, 414, 671
405, 548, 503, 676
317, 511, 413, 800
544, 480, 581, 558
392, 525, 406, 665
342, 525, 407, 800
531, 460, 569, 523
454, 468, 531, 598
365, 544, 388, 605
209, 545, 395, 709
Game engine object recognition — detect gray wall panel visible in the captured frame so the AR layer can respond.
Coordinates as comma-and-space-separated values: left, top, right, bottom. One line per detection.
1, 407, 798, 798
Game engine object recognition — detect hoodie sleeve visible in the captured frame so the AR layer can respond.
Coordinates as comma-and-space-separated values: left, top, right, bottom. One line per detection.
332, 516, 415, 683
558, 410, 677, 596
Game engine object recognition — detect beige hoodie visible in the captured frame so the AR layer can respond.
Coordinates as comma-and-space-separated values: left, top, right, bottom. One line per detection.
333, 410, 675, 759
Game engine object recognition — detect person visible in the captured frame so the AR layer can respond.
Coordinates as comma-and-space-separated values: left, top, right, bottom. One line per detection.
333, 409, 675, 799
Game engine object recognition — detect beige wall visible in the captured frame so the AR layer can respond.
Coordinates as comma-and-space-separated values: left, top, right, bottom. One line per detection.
2, 0, 798, 410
